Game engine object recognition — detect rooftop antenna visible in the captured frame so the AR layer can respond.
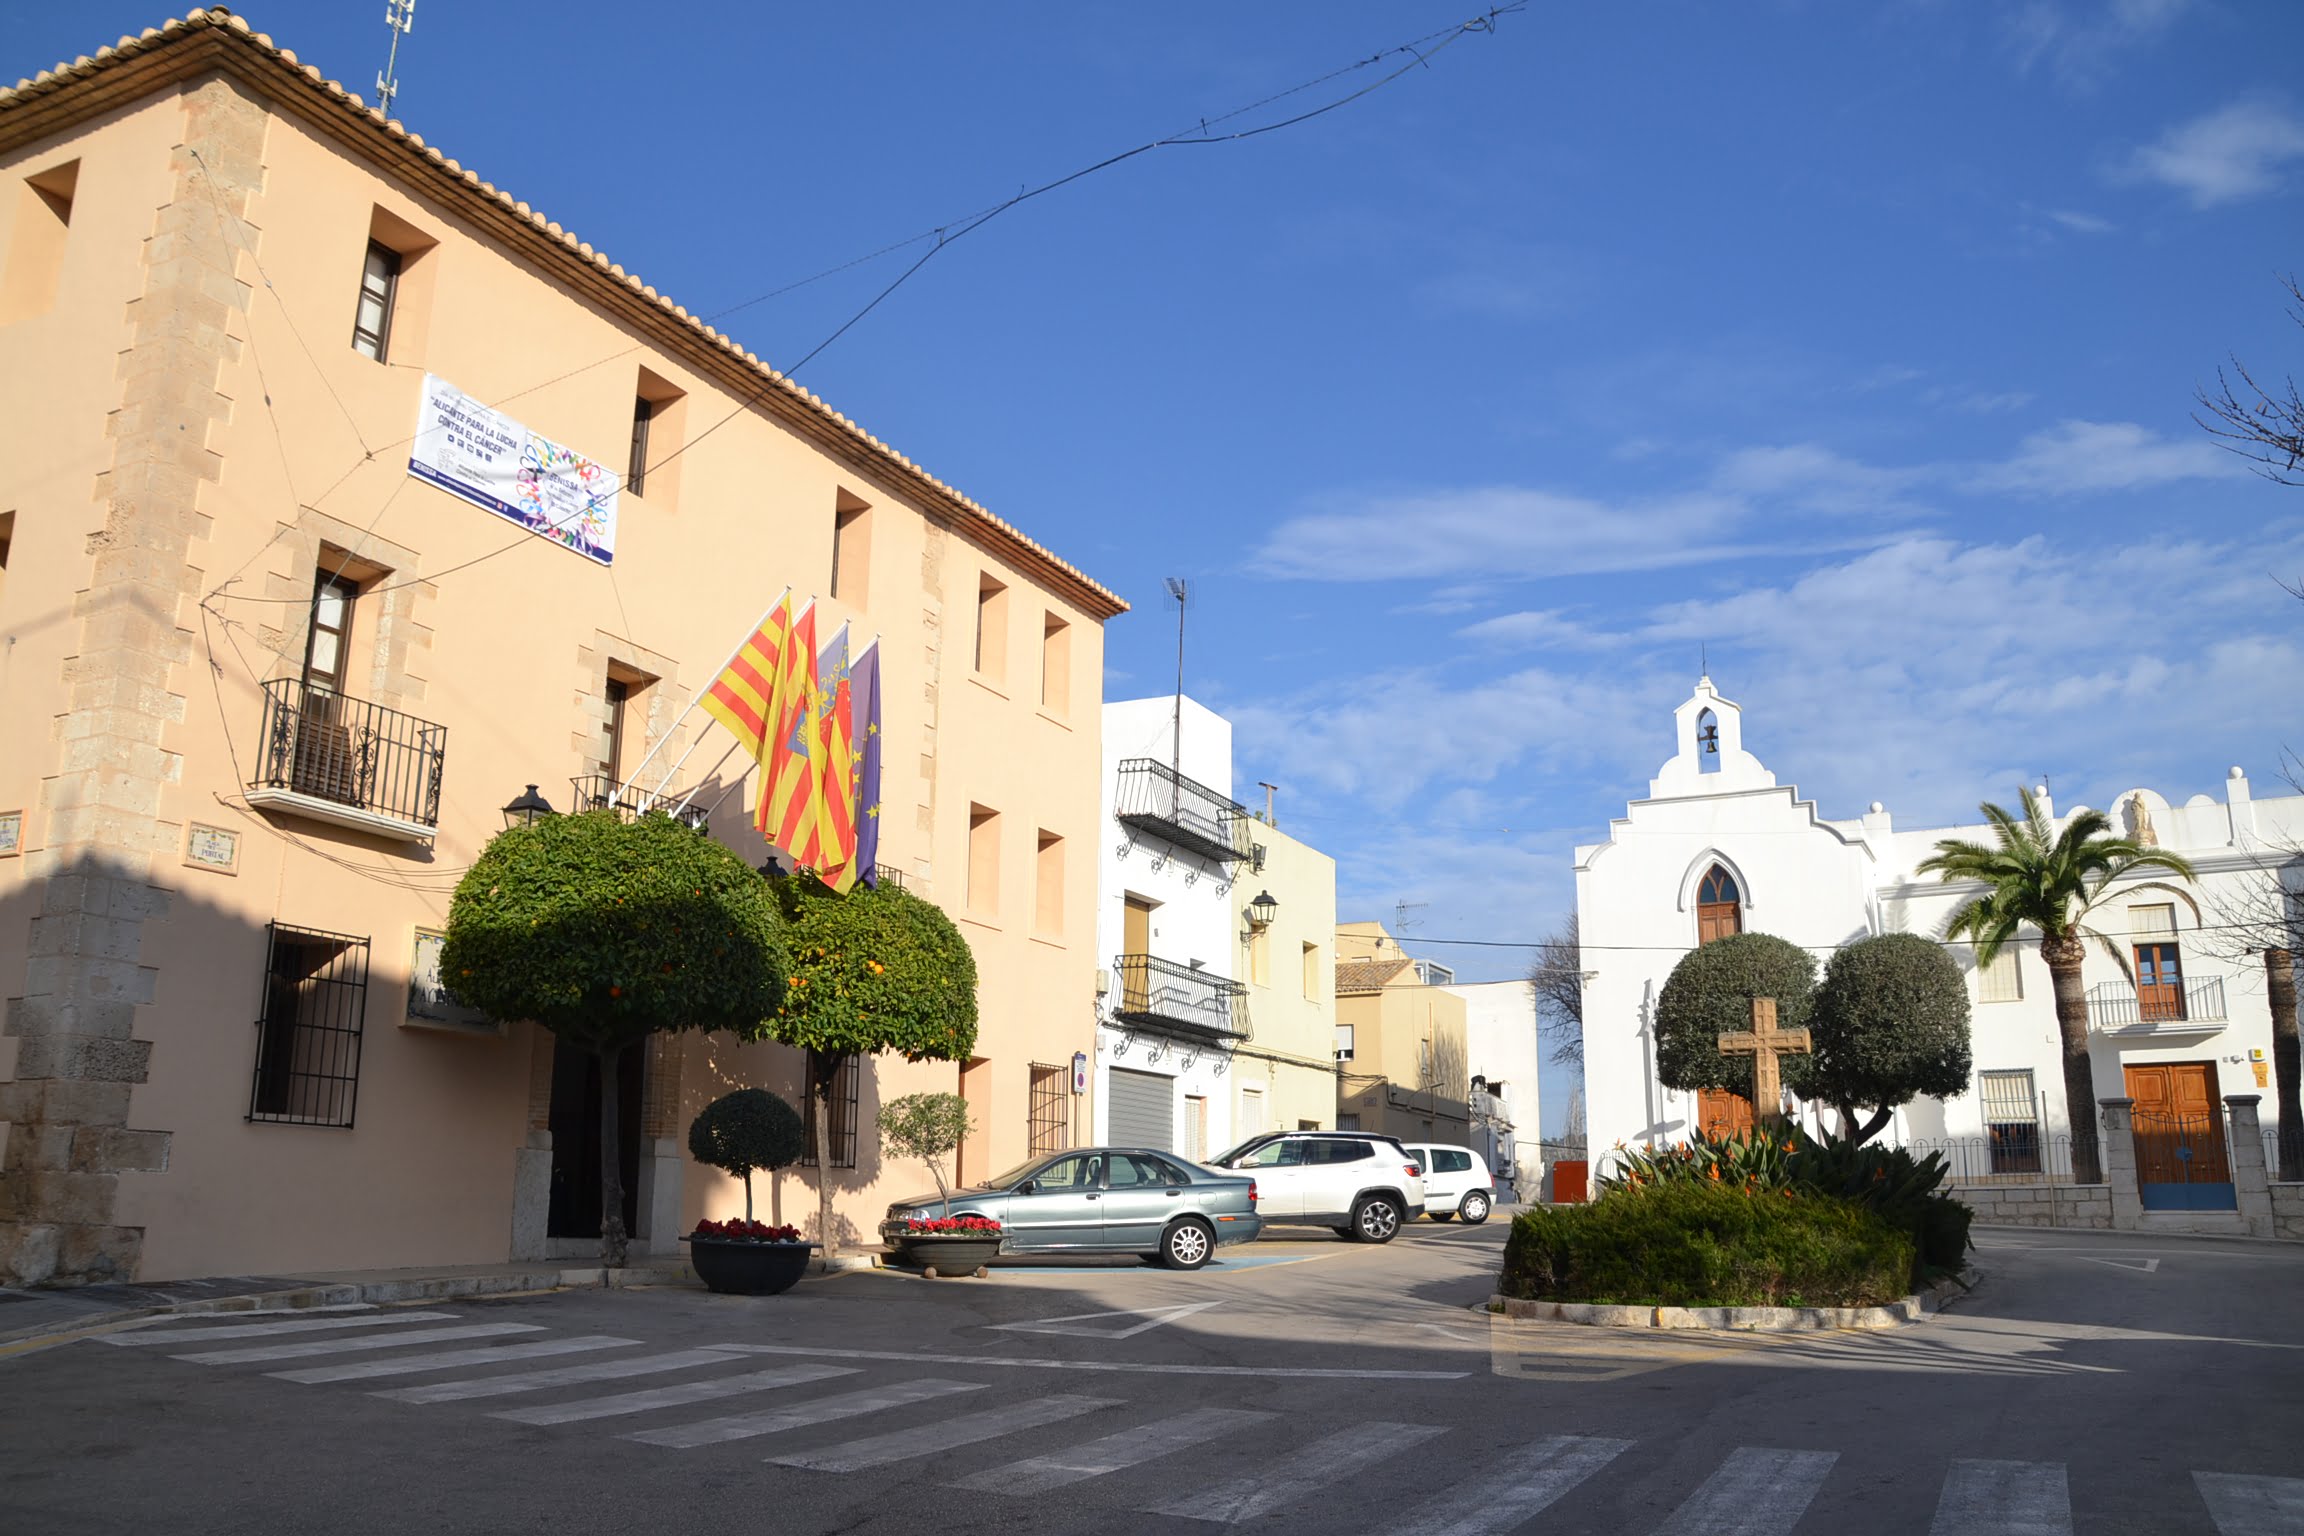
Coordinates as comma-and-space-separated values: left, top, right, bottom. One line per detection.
1395, 899, 1428, 934
1258, 780, 1278, 826
377, 0, 416, 117
1163, 577, 1188, 791
1700, 641, 1708, 679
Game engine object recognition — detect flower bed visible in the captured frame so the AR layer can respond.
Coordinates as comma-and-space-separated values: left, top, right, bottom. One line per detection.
692, 1218, 803, 1242
896, 1215, 1002, 1238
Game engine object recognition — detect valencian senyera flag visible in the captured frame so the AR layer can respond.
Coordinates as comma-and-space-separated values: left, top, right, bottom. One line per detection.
762, 600, 822, 852
807, 624, 860, 891
852, 639, 883, 887
698, 597, 793, 762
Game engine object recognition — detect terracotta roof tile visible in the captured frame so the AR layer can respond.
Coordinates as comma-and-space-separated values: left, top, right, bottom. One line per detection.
1335, 957, 1413, 996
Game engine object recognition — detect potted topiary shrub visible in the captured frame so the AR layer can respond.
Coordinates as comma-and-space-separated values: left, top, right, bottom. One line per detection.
684, 1087, 815, 1295
877, 1093, 1002, 1277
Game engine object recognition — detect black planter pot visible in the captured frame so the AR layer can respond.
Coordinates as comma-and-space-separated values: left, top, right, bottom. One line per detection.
683, 1236, 817, 1296
889, 1235, 1003, 1276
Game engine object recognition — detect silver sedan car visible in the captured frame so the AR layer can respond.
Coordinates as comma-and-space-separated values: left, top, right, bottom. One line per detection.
878, 1146, 1262, 1269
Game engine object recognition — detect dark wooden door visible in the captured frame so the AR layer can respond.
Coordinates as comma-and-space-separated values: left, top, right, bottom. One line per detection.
1697, 1088, 1754, 1139
2134, 943, 2185, 1021
547, 1040, 642, 1240
2126, 1060, 2230, 1187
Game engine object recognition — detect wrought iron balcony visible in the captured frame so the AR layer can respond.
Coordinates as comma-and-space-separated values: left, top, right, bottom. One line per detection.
1111, 953, 1250, 1043
568, 774, 709, 831
1114, 758, 1252, 865
247, 679, 445, 843
2087, 974, 2226, 1032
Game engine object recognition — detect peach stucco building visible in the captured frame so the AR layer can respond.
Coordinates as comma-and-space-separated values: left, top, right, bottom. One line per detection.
0, 11, 1125, 1285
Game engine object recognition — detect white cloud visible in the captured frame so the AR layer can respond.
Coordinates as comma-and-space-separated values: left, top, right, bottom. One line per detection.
1251, 486, 1758, 582
1710, 443, 1928, 515
2044, 208, 2116, 235
1457, 609, 1616, 652
1967, 419, 2242, 495
2123, 99, 2304, 208
2005, 0, 2192, 88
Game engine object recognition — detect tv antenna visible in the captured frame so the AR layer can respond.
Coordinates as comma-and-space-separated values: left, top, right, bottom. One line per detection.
377, 0, 417, 117
1163, 578, 1188, 781
1395, 899, 1428, 933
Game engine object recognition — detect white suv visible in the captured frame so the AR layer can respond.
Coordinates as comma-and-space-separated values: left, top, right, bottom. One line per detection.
1209, 1132, 1427, 1243
1403, 1143, 1496, 1225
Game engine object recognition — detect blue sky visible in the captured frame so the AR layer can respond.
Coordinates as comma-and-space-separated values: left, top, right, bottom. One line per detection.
15, 4, 2304, 1115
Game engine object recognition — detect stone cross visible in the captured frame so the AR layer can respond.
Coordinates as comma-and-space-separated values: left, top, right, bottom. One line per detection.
1717, 998, 1811, 1125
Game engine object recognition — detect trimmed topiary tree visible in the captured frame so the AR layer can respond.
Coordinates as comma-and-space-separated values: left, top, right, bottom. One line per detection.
877, 1092, 975, 1217
442, 810, 787, 1267
1654, 933, 1818, 1108
688, 1087, 807, 1222
766, 872, 980, 1257
1794, 933, 1974, 1146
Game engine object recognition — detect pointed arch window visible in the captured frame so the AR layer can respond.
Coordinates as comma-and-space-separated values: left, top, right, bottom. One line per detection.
1697, 865, 1742, 945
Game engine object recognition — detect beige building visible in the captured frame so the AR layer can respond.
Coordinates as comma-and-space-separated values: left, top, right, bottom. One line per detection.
1334, 923, 1471, 1145
1230, 821, 1340, 1143
0, 11, 1124, 1286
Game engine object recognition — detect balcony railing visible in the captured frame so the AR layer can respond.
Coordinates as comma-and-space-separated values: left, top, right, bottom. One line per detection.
1114, 758, 1252, 865
247, 679, 445, 842
568, 775, 709, 831
2087, 974, 2227, 1032
1111, 953, 1250, 1043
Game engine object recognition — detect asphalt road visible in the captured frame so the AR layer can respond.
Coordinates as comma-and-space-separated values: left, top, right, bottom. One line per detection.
4, 1220, 2301, 1535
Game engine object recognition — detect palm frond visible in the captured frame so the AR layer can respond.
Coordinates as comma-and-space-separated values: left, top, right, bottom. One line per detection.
2081, 922, 2133, 978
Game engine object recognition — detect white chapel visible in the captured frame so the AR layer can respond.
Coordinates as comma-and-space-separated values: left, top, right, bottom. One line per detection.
1574, 678, 2298, 1175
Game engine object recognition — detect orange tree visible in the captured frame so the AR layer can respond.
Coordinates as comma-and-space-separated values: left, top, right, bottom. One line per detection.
441, 810, 787, 1267
765, 872, 979, 1257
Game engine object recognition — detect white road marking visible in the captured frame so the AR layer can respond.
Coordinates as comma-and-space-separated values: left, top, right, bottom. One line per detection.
2197, 1472, 2304, 1534
100, 1311, 455, 1346
1929, 1459, 2073, 1536
717, 1343, 1465, 1380
2076, 1257, 2161, 1273
269, 1335, 639, 1384
988, 1302, 1224, 1340
376, 1347, 751, 1404
1388, 1435, 1633, 1536
951, 1407, 1274, 1494
172, 1323, 541, 1365
1156, 1421, 1448, 1524
625, 1377, 987, 1449
493, 1363, 859, 1426
1652, 1447, 1839, 1535
769, 1392, 1119, 1472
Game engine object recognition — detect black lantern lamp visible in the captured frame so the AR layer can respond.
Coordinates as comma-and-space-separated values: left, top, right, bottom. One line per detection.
1246, 890, 1279, 928
501, 783, 555, 829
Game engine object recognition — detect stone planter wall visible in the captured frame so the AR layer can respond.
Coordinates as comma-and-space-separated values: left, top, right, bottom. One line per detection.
2272, 1184, 2304, 1242
1949, 1183, 2113, 1230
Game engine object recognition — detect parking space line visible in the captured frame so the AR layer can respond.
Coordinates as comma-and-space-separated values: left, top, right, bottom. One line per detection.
717, 1343, 1466, 1380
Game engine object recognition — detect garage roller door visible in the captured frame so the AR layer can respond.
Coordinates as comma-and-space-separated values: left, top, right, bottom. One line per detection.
1108, 1067, 1175, 1150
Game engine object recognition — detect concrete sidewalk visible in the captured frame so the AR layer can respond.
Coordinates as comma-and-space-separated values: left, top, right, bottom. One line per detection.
0, 1258, 699, 1349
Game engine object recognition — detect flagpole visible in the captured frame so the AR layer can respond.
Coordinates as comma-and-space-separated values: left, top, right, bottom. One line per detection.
663, 738, 743, 822
615, 585, 789, 806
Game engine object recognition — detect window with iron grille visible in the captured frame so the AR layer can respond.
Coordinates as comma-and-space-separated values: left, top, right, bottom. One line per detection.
1028, 1063, 1068, 1155
800, 1051, 860, 1168
248, 923, 369, 1127
1979, 1068, 2041, 1175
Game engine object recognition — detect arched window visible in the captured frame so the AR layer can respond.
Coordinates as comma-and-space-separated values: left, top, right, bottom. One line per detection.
1697, 864, 1742, 945
1695, 709, 1721, 773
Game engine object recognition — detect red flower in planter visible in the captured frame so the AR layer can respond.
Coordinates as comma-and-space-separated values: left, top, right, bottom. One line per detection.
692, 1218, 802, 1242
899, 1215, 1003, 1236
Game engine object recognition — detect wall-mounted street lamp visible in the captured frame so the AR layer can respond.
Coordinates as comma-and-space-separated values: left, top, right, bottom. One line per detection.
501, 783, 555, 830
1246, 890, 1279, 928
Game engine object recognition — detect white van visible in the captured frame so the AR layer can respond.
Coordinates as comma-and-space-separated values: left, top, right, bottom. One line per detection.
1402, 1143, 1496, 1225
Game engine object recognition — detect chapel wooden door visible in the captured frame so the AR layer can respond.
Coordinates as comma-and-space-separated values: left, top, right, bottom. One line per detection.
1697, 1088, 1754, 1140
2125, 1060, 2230, 1190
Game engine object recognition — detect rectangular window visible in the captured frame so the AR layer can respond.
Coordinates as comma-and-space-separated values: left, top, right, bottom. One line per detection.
1040, 612, 1070, 713
1335, 1024, 1355, 1061
2130, 904, 2184, 1022
1034, 830, 1063, 938
626, 398, 652, 497
1184, 1095, 1208, 1162
1338, 1114, 1362, 1132
0, 159, 77, 324
603, 678, 631, 783
831, 494, 871, 607
967, 804, 1000, 917
1239, 1086, 1266, 1138
799, 1051, 860, 1168
248, 924, 369, 1127
1979, 1068, 2041, 1175
350, 240, 400, 361
302, 573, 357, 694
1977, 948, 2023, 1004
974, 573, 1008, 681
1249, 924, 1270, 986
1028, 1063, 1068, 1155
1303, 942, 1320, 1000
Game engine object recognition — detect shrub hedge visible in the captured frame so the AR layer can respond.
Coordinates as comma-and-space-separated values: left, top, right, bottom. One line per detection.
1499, 1181, 1917, 1309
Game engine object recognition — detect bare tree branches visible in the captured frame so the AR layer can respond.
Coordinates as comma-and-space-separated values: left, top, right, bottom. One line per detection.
1528, 911, 1584, 1070
2197, 274, 2304, 487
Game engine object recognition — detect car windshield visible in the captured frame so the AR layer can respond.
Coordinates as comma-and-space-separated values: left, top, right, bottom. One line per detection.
982, 1157, 1055, 1190
1211, 1136, 1275, 1167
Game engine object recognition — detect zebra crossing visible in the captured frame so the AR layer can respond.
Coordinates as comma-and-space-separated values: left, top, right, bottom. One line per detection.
91, 1309, 2304, 1533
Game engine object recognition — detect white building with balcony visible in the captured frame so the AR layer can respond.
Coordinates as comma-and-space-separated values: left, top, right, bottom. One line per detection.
1577, 678, 2299, 1181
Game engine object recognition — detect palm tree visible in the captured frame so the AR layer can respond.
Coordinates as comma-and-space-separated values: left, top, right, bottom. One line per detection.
1918, 788, 2196, 1186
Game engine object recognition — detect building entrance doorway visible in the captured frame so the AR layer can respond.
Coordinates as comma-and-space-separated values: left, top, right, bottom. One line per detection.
1697, 1088, 1753, 1138
2125, 1060, 2234, 1211
547, 1040, 642, 1240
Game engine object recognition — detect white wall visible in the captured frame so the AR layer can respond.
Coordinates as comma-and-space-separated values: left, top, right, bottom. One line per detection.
1444, 978, 1544, 1196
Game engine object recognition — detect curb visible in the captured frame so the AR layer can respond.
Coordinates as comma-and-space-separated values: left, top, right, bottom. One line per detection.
1483, 1271, 1971, 1333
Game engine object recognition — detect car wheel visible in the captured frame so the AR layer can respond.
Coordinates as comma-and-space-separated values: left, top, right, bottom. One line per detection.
1161, 1218, 1214, 1271
1351, 1196, 1403, 1244
1459, 1191, 1492, 1225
